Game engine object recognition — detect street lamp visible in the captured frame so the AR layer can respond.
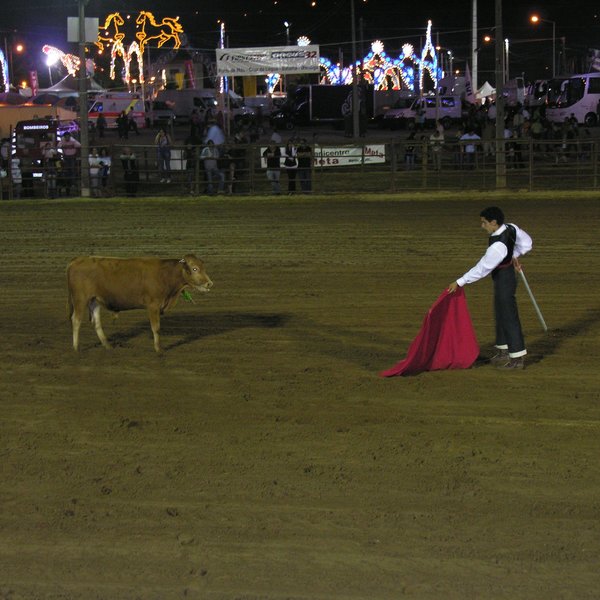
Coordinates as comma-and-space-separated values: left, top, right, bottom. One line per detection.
530, 14, 556, 77
284, 21, 291, 46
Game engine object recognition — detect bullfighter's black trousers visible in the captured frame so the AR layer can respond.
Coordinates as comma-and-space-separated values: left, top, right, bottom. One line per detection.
492, 265, 526, 357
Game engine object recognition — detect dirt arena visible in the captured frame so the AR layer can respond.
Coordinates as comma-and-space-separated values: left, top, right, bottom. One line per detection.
1, 193, 599, 599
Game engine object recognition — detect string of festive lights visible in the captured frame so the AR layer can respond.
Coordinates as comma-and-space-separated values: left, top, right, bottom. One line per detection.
0, 49, 9, 92
266, 22, 441, 94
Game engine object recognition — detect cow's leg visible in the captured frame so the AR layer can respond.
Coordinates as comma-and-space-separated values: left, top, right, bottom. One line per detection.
72, 311, 82, 352
71, 296, 86, 352
90, 300, 111, 349
147, 306, 161, 353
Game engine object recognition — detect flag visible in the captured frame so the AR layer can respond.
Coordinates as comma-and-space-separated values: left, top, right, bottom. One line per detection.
465, 63, 476, 104
380, 288, 479, 377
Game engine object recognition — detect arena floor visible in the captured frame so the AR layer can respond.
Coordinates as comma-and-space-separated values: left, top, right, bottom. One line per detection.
1, 193, 599, 599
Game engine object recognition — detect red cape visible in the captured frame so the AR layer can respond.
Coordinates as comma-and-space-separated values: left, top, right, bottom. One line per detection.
380, 288, 479, 377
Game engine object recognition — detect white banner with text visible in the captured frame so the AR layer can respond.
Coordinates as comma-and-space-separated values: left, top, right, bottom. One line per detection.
216, 46, 320, 76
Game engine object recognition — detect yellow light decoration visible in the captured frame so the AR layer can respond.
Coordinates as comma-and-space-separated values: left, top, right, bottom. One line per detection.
135, 11, 183, 52
94, 11, 184, 86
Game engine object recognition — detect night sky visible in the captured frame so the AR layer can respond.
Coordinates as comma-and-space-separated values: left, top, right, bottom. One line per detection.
3, 0, 600, 84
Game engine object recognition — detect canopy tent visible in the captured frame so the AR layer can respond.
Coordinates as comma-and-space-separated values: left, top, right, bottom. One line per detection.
0, 91, 29, 105
40, 75, 105, 97
476, 81, 496, 101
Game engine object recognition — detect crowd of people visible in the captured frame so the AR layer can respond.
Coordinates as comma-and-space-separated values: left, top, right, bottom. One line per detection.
3, 97, 596, 199
401, 101, 593, 171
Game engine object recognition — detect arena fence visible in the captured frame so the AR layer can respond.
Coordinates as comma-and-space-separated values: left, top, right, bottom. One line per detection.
2, 138, 600, 199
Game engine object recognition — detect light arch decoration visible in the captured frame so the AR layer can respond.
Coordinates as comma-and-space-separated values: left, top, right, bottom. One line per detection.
0, 48, 10, 92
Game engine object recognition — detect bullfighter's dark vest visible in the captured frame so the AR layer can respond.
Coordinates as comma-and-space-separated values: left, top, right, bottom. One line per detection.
490, 224, 516, 273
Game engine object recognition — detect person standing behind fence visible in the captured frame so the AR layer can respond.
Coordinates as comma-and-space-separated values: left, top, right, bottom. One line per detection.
296, 138, 312, 193
429, 125, 445, 171
10, 157, 22, 199
404, 132, 416, 170
155, 128, 172, 183
41, 140, 59, 198
116, 110, 129, 140
263, 143, 282, 194
460, 128, 480, 169
88, 147, 103, 197
96, 113, 107, 138
283, 139, 298, 193
120, 147, 139, 197
98, 147, 111, 195
58, 132, 81, 195
200, 139, 224, 195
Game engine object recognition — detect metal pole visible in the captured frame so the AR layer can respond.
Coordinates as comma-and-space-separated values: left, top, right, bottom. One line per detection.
472, 0, 478, 94
494, 0, 506, 189
552, 21, 556, 77
78, 0, 90, 197
350, 0, 359, 139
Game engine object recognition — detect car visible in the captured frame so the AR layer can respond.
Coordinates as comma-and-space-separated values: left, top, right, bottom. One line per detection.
145, 101, 176, 126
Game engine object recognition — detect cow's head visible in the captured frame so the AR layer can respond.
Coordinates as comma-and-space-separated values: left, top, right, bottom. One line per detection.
180, 254, 213, 292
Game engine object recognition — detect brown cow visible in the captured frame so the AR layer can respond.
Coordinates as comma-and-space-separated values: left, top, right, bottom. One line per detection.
67, 254, 213, 352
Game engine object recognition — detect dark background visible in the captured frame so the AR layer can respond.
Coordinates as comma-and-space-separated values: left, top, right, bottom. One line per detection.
3, 1, 599, 86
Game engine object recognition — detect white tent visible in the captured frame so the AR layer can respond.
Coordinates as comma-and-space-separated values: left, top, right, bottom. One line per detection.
476, 81, 496, 101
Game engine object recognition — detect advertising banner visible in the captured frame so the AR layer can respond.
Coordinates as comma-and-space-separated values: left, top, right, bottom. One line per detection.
216, 46, 320, 77
260, 144, 386, 169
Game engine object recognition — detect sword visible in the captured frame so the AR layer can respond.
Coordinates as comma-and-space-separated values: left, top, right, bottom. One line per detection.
514, 260, 548, 332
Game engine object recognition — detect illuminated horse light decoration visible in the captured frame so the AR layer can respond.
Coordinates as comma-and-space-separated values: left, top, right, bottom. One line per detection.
95, 12, 126, 53
95, 13, 129, 81
135, 11, 183, 51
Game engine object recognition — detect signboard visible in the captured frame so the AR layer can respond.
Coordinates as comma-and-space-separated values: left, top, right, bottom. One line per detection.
216, 45, 320, 77
67, 17, 100, 43
260, 145, 386, 169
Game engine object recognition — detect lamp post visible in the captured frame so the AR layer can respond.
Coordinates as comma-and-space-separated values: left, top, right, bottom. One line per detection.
283, 21, 290, 93
530, 14, 556, 77
78, 0, 90, 198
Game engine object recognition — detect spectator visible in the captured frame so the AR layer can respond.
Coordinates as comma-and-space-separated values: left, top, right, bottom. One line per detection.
404, 132, 416, 170
154, 127, 172, 183
481, 120, 495, 158
0, 137, 11, 171
190, 109, 204, 141
283, 138, 298, 193
88, 147, 103, 197
116, 110, 129, 139
429, 125, 445, 171
120, 147, 139, 197
57, 132, 81, 195
96, 113, 107, 138
10, 157, 22, 199
98, 147, 111, 195
460, 128, 481, 169
184, 135, 199, 194
205, 120, 226, 146
262, 142, 282, 194
127, 110, 140, 136
218, 145, 236, 194
41, 140, 59, 198
200, 139, 224, 195
296, 138, 313, 193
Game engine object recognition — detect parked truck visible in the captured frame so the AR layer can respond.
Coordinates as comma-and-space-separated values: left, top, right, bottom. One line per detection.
270, 84, 376, 129
155, 88, 254, 124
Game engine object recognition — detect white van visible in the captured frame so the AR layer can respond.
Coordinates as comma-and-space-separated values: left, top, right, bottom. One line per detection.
88, 92, 146, 129
383, 95, 462, 129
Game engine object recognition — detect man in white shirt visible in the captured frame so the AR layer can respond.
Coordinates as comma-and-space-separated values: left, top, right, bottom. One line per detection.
448, 206, 533, 370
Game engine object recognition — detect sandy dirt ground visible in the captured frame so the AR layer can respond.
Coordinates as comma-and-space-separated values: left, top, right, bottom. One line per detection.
1, 194, 600, 599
